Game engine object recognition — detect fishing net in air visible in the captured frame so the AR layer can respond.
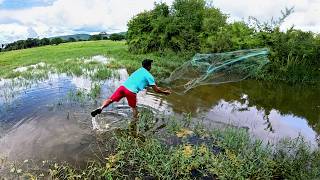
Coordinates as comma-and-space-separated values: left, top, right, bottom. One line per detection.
164, 48, 270, 93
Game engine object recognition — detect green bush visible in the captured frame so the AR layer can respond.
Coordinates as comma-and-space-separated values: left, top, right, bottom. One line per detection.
127, 0, 320, 83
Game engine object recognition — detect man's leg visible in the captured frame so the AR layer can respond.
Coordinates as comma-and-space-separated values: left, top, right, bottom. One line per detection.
91, 86, 124, 117
100, 98, 113, 110
91, 98, 113, 117
124, 88, 138, 136
132, 107, 138, 120
129, 107, 139, 137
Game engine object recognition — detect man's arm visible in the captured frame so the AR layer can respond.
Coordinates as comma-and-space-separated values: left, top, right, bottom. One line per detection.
151, 84, 171, 95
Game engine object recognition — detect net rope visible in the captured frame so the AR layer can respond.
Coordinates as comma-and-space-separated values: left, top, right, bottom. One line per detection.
164, 48, 270, 94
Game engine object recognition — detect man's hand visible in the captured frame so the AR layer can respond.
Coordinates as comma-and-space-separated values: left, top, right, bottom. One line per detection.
162, 89, 171, 95
152, 85, 171, 95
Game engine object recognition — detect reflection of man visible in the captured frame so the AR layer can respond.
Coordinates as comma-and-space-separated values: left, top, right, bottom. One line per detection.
91, 59, 171, 119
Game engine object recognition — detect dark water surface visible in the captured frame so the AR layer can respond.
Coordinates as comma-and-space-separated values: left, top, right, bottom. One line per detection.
0, 68, 319, 167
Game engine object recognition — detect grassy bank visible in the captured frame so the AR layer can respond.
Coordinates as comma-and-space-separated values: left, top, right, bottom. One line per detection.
3, 111, 320, 179
1, 40, 319, 84
0, 40, 190, 80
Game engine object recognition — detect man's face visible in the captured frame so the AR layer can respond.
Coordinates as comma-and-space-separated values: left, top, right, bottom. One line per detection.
147, 65, 152, 71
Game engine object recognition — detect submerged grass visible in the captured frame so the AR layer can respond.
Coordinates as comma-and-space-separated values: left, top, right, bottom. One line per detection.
3, 111, 320, 179
66, 83, 102, 103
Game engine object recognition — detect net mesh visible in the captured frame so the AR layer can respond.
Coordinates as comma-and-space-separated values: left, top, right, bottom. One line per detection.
164, 48, 270, 93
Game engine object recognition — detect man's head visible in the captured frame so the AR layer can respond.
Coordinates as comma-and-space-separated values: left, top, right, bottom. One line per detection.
142, 59, 153, 71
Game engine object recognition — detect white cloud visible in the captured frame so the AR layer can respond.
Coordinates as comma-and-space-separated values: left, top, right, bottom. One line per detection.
0, 0, 174, 43
0, 23, 29, 43
212, 0, 320, 32
0, 0, 319, 44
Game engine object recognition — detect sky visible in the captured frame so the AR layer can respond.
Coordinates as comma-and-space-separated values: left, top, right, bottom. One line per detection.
0, 0, 319, 44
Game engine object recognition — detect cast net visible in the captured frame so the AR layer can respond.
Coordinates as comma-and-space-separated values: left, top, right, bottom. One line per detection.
164, 48, 269, 93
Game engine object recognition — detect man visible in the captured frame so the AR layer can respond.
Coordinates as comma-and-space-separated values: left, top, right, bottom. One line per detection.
91, 59, 171, 118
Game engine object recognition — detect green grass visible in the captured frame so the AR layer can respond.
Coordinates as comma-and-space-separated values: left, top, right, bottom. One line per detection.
0, 40, 190, 80
3, 111, 320, 179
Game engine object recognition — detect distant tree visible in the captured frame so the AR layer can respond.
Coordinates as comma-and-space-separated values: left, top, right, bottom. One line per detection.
50, 37, 63, 45
109, 33, 126, 41
25, 38, 40, 48
89, 35, 103, 41
68, 37, 77, 42
40, 38, 50, 46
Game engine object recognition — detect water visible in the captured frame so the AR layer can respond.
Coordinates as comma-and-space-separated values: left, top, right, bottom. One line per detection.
0, 68, 171, 166
0, 61, 319, 167
166, 81, 320, 147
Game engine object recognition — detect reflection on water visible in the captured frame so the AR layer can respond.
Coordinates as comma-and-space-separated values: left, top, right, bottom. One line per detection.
0, 68, 171, 165
165, 80, 320, 146
0, 64, 319, 166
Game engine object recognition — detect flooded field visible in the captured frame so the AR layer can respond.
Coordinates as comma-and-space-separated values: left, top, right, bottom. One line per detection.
0, 55, 319, 168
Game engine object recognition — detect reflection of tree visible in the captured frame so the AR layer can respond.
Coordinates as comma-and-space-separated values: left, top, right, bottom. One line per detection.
241, 81, 320, 133
263, 111, 274, 133
165, 80, 320, 134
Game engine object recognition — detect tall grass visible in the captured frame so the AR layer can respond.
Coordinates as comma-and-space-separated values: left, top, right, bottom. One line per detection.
3, 111, 320, 179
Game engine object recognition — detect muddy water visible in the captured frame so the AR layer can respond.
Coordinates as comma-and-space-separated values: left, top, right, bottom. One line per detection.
0, 64, 319, 167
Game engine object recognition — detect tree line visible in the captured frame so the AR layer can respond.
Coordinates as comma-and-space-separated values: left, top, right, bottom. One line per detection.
127, 0, 320, 83
0, 33, 126, 52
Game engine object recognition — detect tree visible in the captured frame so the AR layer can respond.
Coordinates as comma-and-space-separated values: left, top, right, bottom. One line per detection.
89, 35, 103, 41
50, 37, 63, 45
68, 37, 76, 42
109, 33, 126, 41
40, 38, 50, 46
127, 0, 212, 53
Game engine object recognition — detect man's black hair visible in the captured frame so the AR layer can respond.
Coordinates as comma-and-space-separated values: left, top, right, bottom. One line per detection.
142, 59, 153, 69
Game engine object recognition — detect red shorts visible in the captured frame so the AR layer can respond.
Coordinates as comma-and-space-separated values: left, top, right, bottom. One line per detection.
109, 86, 137, 108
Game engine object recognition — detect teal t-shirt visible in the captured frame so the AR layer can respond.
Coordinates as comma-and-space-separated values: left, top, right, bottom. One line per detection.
123, 67, 156, 93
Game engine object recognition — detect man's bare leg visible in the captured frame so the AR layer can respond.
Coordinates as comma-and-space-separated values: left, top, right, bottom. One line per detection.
132, 107, 138, 120
129, 107, 139, 137
100, 98, 113, 110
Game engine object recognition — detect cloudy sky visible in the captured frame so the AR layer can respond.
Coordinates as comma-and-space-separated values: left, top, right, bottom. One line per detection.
0, 0, 319, 44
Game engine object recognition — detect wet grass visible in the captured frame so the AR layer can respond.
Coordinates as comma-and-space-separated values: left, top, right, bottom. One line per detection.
66, 83, 102, 103
3, 111, 320, 179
